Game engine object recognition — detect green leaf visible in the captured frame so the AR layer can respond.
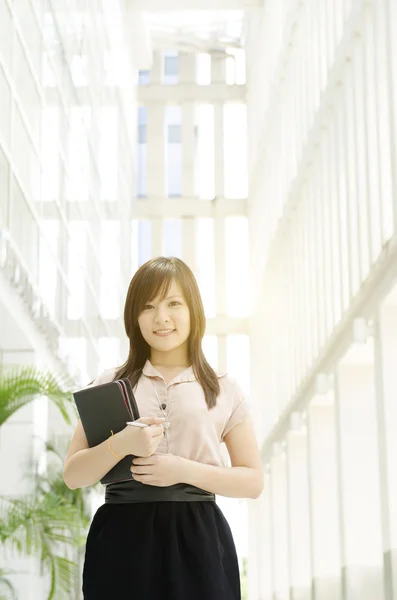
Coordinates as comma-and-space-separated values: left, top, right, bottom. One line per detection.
0, 365, 75, 426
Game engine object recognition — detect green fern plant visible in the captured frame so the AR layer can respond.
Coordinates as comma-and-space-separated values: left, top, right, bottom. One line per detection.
0, 364, 91, 599
0, 365, 75, 426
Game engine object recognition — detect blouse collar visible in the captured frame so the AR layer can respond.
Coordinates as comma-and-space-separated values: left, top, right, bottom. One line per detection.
142, 359, 226, 383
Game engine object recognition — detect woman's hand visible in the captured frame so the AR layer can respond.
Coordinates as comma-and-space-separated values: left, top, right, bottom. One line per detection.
112, 417, 165, 458
130, 454, 190, 487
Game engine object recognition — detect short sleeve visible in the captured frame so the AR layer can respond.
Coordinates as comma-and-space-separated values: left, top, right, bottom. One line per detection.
221, 378, 252, 440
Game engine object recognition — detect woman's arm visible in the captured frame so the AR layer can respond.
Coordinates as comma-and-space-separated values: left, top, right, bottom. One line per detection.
131, 417, 264, 499
184, 417, 264, 499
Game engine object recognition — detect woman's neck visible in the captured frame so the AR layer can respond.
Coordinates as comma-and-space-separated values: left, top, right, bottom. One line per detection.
150, 348, 190, 368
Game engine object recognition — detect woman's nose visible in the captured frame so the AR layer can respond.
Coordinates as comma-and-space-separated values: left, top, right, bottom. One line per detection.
154, 307, 170, 323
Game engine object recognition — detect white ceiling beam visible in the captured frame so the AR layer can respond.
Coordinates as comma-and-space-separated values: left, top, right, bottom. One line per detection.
41, 198, 248, 220
138, 82, 246, 103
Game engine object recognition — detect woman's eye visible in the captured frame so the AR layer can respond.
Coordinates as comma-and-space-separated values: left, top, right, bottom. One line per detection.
144, 305, 153, 310
170, 301, 181, 306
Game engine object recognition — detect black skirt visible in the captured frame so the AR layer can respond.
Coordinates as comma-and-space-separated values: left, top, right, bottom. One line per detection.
82, 501, 241, 600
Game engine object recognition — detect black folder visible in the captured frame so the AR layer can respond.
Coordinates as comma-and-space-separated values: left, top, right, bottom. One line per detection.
73, 378, 141, 485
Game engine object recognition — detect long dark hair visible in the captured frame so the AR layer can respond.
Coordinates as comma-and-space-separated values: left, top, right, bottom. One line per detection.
114, 257, 221, 409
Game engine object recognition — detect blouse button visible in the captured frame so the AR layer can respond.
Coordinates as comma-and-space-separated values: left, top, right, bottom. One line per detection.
161, 403, 167, 410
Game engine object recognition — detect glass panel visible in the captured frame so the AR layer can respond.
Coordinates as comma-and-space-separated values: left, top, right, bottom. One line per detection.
11, 178, 39, 278
38, 221, 59, 317
98, 337, 120, 372
99, 107, 118, 201
100, 221, 120, 319
163, 51, 179, 84
0, 66, 11, 149
164, 219, 182, 258
66, 107, 90, 202
131, 220, 139, 274
196, 53, 211, 85
202, 335, 218, 369
0, 0, 13, 66
227, 334, 250, 395
41, 107, 59, 201
138, 220, 152, 265
15, 0, 42, 79
196, 218, 216, 318
0, 145, 9, 226
225, 216, 250, 317
15, 38, 41, 142
194, 104, 214, 199
224, 104, 247, 198
67, 222, 86, 319
138, 70, 150, 85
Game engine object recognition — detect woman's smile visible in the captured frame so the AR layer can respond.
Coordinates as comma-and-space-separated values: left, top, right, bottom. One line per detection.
154, 329, 175, 337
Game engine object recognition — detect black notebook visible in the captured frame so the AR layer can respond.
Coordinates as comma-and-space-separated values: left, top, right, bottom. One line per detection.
73, 378, 140, 485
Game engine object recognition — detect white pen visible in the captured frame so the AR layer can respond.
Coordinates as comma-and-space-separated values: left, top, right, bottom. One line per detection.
126, 421, 150, 428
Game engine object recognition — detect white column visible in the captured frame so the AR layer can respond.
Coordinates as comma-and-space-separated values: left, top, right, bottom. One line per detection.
335, 359, 385, 600
287, 430, 311, 600
248, 473, 273, 600
308, 398, 342, 600
271, 452, 290, 600
378, 304, 397, 599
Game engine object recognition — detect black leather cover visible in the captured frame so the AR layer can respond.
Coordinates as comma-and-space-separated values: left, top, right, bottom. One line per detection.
105, 480, 216, 503
73, 378, 141, 485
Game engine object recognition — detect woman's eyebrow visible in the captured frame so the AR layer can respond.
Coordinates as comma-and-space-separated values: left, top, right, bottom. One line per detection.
164, 295, 182, 300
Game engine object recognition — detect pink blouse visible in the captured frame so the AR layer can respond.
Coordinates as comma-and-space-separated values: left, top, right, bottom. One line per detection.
89, 360, 251, 468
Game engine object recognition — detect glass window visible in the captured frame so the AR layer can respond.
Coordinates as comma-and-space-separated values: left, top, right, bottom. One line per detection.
67, 222, 86, 319
41, 107, 59, 202
166, 107, 182, 197
131, 220, 139, 275
194, 104, 214, 199
196, 218, 216, 317
0, 0, 13, 66
137, 144, 147, 197
0, 146, 9, 225
196, 53, 211, 85
225, 216, 250, 317
38, 221, 59, 317
67, 107, 90, 202
99, 107, 118, 201
98, 337, 120, 372
138, 220, 152, 265
163, 51, 179, 84
100, 221, 120, 319
224, 104, 247, 198
202, 335, 218, 369
0, 66, 11, 149
139, 70, 150, 85
164, 219, 183, 258
227, 334, 250, 395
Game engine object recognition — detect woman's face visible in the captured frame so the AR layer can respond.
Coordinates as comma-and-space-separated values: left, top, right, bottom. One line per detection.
137, 279, 191, 355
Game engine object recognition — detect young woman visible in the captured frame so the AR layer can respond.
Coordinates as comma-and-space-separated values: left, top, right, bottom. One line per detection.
63, 256, 264, 600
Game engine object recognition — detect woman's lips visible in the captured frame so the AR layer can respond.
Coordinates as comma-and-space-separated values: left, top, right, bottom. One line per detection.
154, 329, 175, 337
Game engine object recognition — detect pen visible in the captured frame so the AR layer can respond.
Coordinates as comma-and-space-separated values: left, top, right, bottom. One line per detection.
126, 421, 150, 428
